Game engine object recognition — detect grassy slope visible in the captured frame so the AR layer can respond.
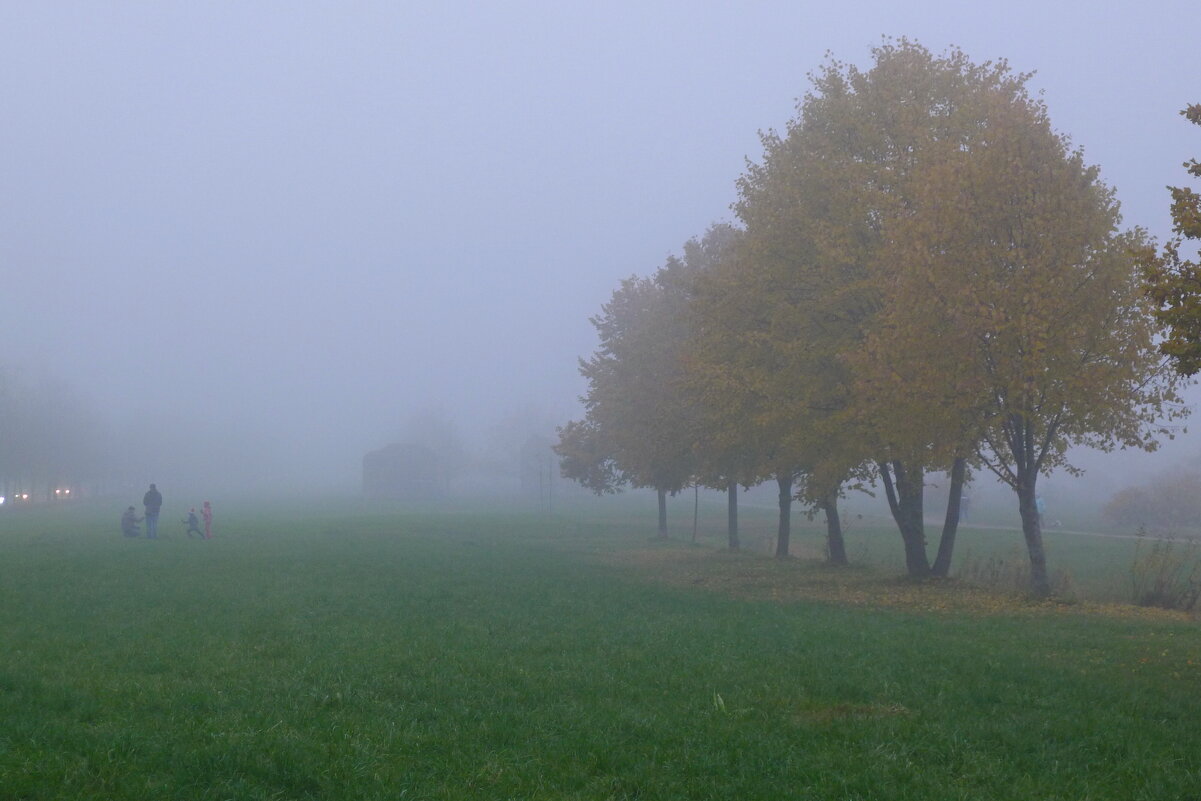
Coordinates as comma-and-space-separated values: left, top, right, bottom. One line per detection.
0, 499, 1198, 800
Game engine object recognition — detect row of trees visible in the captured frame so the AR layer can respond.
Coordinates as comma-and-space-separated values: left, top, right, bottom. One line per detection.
0, 366, 107, 500
558, 41, 1192, 596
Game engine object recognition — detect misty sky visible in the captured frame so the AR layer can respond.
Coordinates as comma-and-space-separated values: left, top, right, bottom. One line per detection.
2, 2, 1199, 487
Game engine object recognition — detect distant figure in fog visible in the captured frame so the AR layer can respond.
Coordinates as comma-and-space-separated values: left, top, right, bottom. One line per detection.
121, 506, 142, 537
184, 507, 203, 538
143, 483, 163, 539
201, 500, 213, 539
1035, 494, 1046, 527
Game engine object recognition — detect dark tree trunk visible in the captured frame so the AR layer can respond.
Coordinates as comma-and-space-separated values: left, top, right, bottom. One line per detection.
727, 481, 740, 551
823, 491, 847, 566
775, 473, 792, 559
931, 457, 967, 577
1017, 477, 1050, 597
880, 460, 930, 577
657, 488, 667, 538
692, 484, 699, 543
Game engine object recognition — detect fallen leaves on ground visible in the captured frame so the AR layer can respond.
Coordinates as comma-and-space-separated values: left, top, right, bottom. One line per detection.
603, 544, 1195, 621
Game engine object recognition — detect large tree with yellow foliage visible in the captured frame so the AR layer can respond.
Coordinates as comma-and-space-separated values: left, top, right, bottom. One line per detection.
733, 41, 997, 575
846, 46, 1185, 595
730, 40, 1182, 592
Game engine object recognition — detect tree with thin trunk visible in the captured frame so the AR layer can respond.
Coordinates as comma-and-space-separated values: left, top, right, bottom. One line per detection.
676, 225, 759, 551
557, 261, 699, 536
687, 235, 840, 560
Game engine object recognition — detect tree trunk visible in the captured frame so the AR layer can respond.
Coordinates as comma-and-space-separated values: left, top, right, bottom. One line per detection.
931, 457, 966, 577
775, 473, 792, 559
657, 488, 667, 538
727, 481, 740, 551
1018, 479, 1051, 597
823, 491, 847, 566
692, 484, 699, 543
881, 460, 930, 577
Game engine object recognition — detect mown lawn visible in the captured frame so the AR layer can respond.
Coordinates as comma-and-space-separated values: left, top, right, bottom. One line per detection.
1, 498, 1198, 800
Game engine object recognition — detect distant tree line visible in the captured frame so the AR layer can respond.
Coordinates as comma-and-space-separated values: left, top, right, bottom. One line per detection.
0, 366, 107, 501
557, 40, 1192, 597
1105, 472, 1201, 531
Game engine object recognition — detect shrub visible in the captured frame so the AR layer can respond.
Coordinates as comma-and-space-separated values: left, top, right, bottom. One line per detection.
1103, 471, 1201, 530
1130, 528, 1201, 611
1104, 487, 1155, 528
957, 548, 1076, 601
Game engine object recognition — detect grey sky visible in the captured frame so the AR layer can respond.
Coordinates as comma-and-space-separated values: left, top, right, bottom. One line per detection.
2, 1, 1198, 487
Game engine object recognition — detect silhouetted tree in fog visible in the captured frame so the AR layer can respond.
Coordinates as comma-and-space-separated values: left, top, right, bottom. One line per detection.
559, 260, 699, 536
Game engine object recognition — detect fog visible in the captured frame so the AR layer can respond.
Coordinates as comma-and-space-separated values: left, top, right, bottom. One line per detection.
2, 2, 1198, 495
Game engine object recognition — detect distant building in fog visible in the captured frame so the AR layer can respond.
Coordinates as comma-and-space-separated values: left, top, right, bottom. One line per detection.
362, 442, 444, 498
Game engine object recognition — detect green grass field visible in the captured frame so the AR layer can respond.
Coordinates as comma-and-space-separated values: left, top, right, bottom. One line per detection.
1, 497, 1199, 800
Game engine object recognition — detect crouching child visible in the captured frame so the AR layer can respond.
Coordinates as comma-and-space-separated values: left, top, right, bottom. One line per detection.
121, 506, 142, 538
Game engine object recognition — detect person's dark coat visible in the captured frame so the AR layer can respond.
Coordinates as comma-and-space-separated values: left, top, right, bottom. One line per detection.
143, 486, 162, 515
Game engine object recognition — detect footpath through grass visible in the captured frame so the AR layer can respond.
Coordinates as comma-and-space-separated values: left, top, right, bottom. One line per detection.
1, 498, 1199, 800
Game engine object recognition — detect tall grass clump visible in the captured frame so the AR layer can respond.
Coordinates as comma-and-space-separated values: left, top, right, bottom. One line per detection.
956, 546, 1076, 600
1130, 528, 1201, 610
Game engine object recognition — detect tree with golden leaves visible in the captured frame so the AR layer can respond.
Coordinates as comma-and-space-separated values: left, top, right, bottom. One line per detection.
689, 253, 809, 560
673, 224, 758, 551
734, 41, 1001, 575
1142, 104, 1201, 375
687, 205, 857, 563
731, 40, 1183, 592
854, 52, 1186, 595
826, 44, 1056, 579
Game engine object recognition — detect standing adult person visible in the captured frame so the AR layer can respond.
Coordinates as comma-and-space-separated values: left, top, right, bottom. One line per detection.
143, 483, 163, 539
201, 500, 213, 539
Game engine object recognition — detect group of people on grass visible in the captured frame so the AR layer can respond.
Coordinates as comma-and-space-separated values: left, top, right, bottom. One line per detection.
120, 483, 213, 539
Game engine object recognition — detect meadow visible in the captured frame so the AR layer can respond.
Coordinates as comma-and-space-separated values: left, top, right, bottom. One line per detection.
1, 495, 1198, 800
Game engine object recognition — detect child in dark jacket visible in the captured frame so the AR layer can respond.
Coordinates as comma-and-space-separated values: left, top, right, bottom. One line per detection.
184, 508, 203, 538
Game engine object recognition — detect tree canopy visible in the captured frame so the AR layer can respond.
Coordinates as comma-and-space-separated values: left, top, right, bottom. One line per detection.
559, 41, 1186, 595
557, 257, 701, 534
1142, 104, 1201, 375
